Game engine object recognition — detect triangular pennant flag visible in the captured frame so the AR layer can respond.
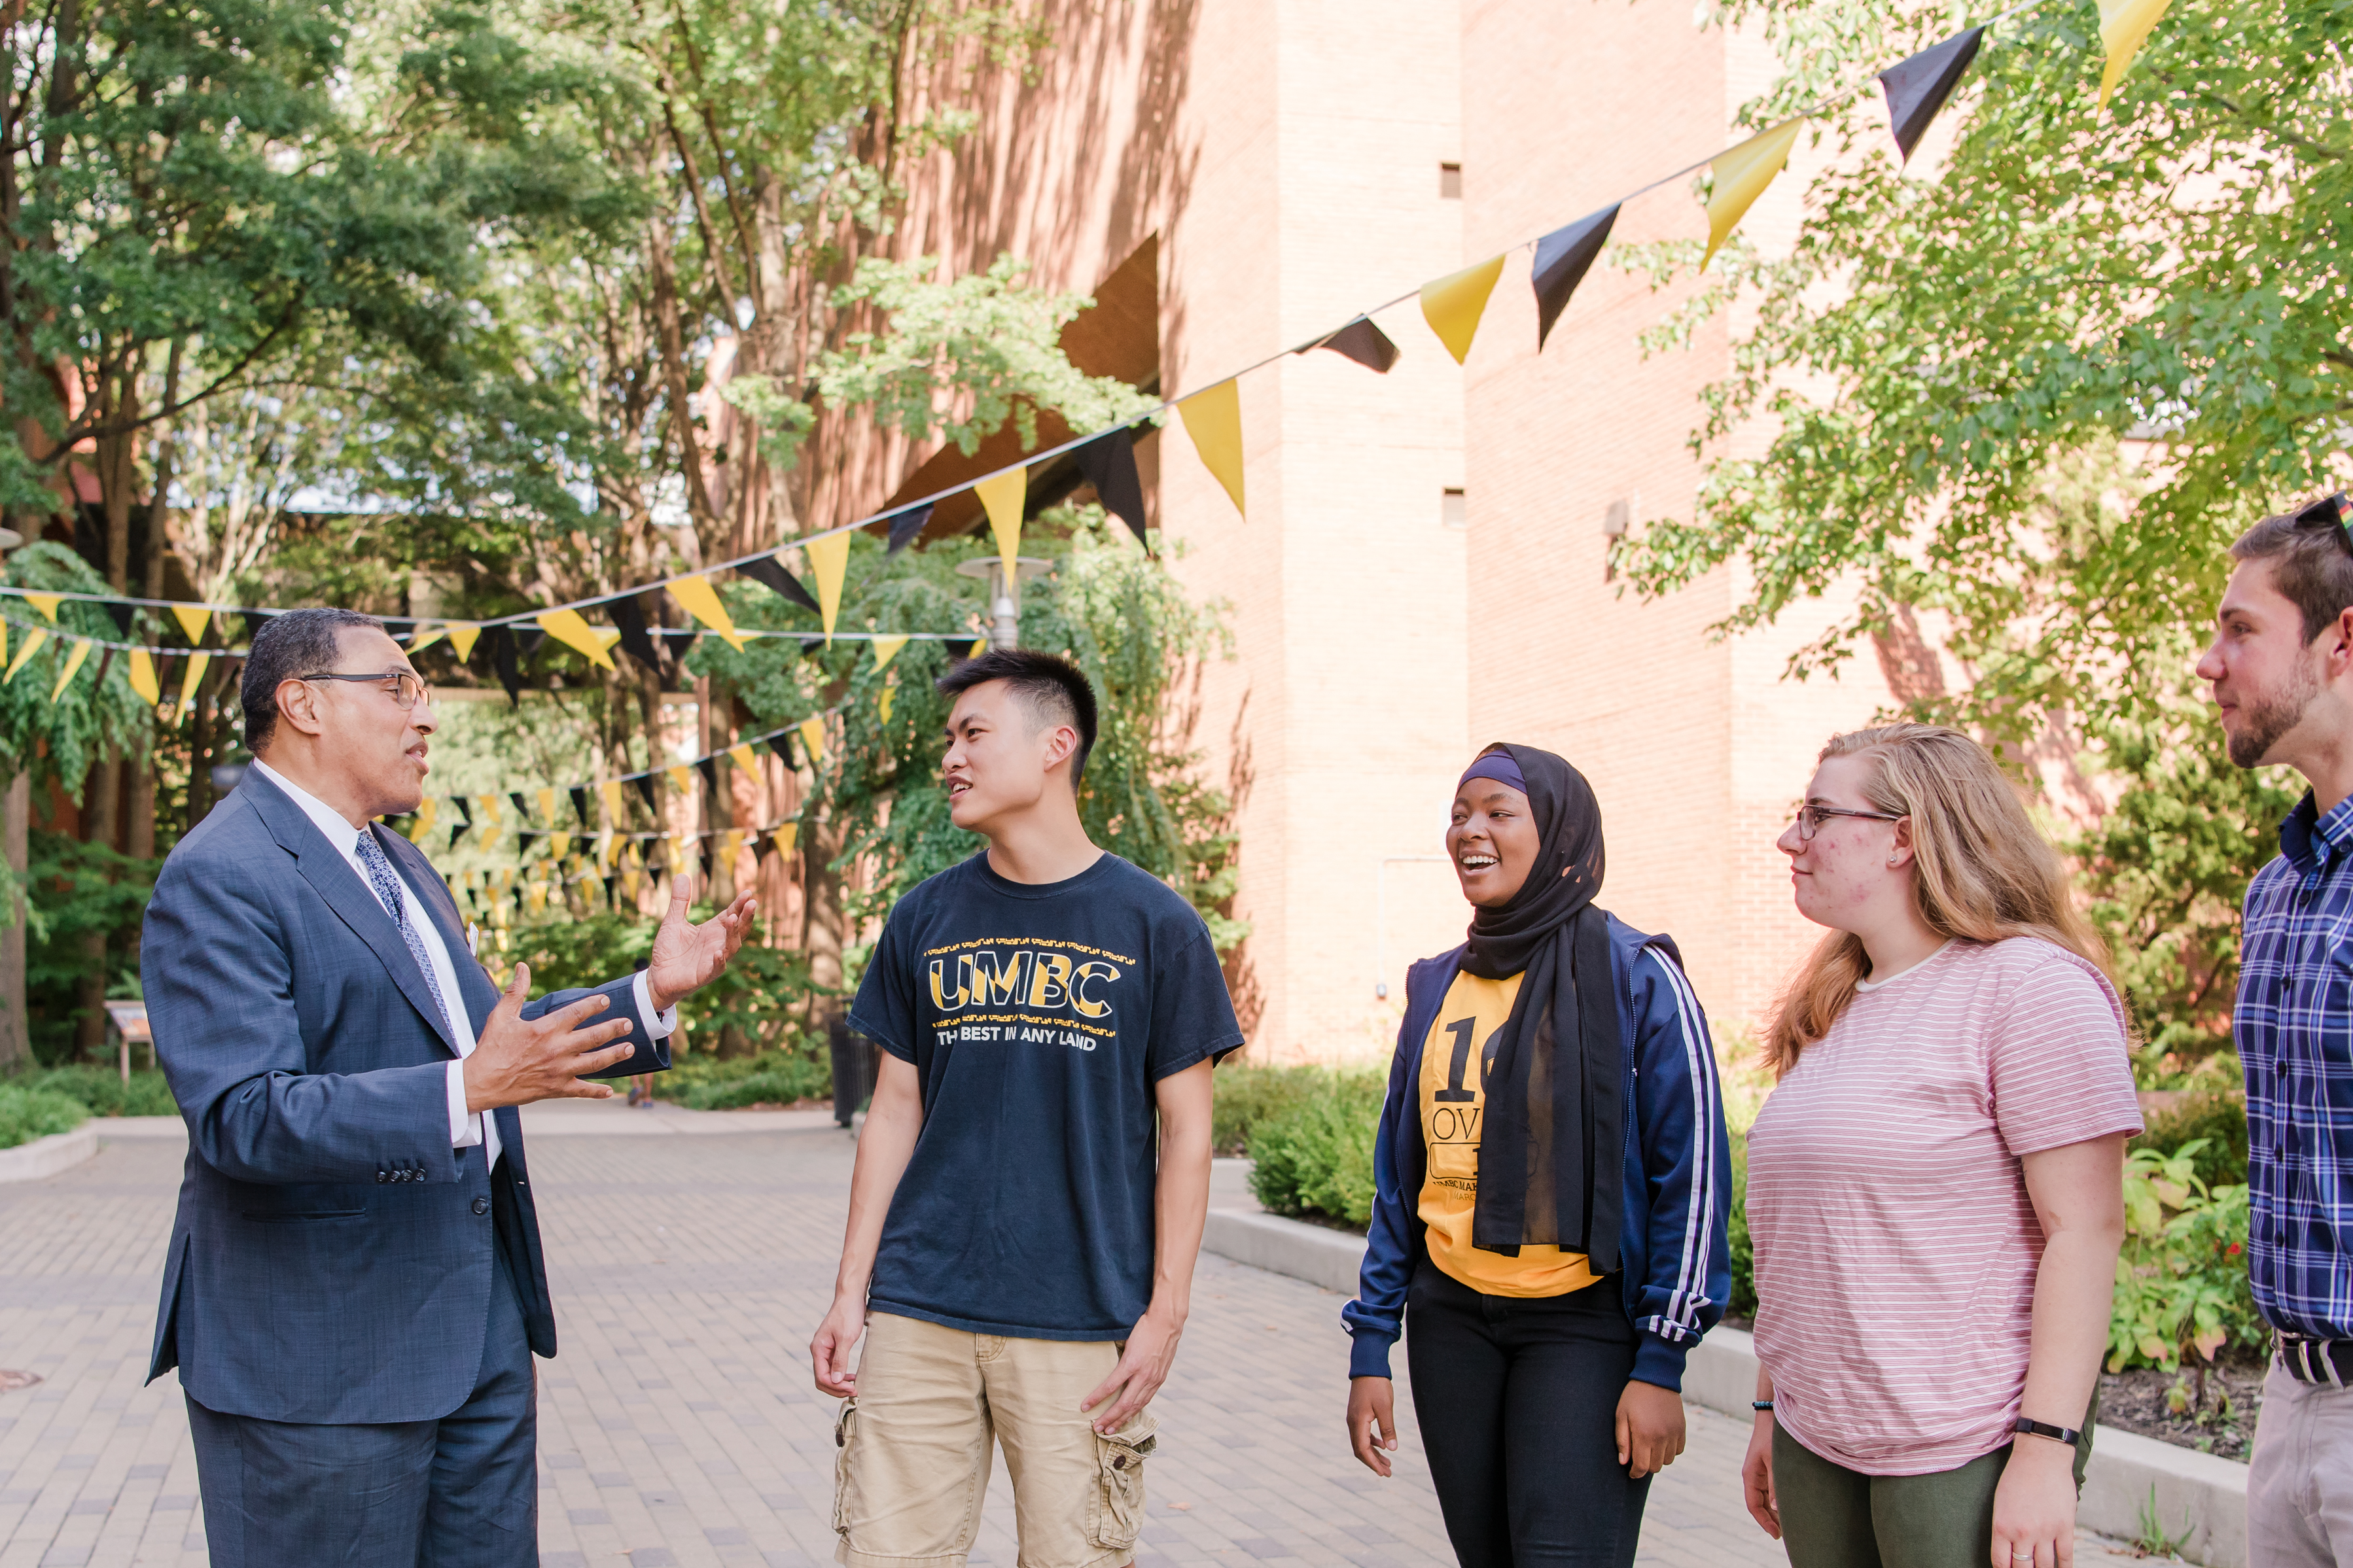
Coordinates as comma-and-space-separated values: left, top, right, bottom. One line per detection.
665, 765, 692, 801
608, 593, 665, 677
174, 649, 209, 721
879, 678, 896, 727
240, 611, 271, 645
170, 603, 211, 646
1419, 254, 1507, 364
48, 638, 92, 701
508, 793, 531, 828
448, 818, 470, 850
667, 574, 745, 651
478, 824, 501, 855
886, 503, 934, 555
870, 635, 910, 674
632, 775, 658, 815
728, 743, 758, 776
570, 786, 591, 830
735, 551, 821, 613
2096, 0, 2172, 111
1305, 316, 1402, 374
126, 648, 160, 705
695, 756, 720, 799
23, 593, 62, 623
1532, 205, 1621, 349
1073, 428, 1151, 547
535, 608, 616, 671
489, 627, 523, 705
1879, 27, 1983, 164
1176, 381, 1246, 518
446, 623, 483, 662
1703, 118, 1805, 270
514, 627, 546, 660
406, 625, 446, 655
550, 830, 572, 862
772, 823, 800, 859
453, 795, 474, 827
518, 831, 539, 859
536, 787, 557, 823
5, 626, 48, 684
974, 466, 1027, 588
798, 715, 826, 767
804, 531, 853, 645
101, 602, 131, 636
406, 797, 438, 846
720, 828, 743, 865
601, 780, 625, 824
0, 619, 9, 671
967, 636, 989, 659
478, 794, 502, 825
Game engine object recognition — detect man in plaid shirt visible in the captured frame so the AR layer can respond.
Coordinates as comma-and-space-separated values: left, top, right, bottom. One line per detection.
2200, 491, 2353, 1566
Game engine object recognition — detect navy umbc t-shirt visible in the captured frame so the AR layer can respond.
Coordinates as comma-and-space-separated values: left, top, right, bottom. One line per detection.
848, 850, 1245, 1340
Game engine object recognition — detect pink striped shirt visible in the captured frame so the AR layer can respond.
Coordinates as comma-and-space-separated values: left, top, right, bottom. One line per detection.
1746, 937, 2142, 1474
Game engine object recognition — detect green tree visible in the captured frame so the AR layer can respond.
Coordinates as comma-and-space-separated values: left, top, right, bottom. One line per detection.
1613, 0, 2348, 1075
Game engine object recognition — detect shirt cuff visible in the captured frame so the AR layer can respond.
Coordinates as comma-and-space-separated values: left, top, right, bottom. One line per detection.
634, 971, 678, 1038
446, 1059, 483, 1149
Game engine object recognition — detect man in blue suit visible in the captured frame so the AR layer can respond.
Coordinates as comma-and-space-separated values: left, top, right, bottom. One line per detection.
143, 606, 757, 1566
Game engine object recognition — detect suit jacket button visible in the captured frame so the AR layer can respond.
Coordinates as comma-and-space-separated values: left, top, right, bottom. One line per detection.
471, 1196, 490, 1215
376, 1171, 388, 1183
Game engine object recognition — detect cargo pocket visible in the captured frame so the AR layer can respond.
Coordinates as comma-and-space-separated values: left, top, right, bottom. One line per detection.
1087, 1414, 1157, 1551
831, 1399, 858, 1537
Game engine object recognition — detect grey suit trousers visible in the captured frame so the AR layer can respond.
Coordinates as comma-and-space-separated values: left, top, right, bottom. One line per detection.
186, 1227, 538, 1567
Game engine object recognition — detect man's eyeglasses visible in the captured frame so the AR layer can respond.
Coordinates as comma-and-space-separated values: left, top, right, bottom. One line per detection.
2291, 491, 2353, 553
1790, 803, 1905, 842
296, 670, 430, 712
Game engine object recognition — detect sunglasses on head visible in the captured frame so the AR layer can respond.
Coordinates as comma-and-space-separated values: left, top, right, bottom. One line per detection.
2292, 490, 2353, 553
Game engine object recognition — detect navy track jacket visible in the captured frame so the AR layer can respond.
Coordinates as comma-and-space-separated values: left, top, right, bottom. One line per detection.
1342, 913, 1733, 1391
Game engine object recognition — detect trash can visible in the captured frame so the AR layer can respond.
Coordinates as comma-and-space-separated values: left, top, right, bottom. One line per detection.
827, 1013, 870, 1127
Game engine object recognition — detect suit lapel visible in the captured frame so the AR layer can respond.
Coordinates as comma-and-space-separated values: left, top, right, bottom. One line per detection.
240, 775, 462, 1058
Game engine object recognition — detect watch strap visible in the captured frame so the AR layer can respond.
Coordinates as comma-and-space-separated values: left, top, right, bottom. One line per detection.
2013, 1416, 2081, 1446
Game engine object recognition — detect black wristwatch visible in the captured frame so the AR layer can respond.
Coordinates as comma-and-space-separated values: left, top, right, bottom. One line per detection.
2013, 1416, 2081, 1446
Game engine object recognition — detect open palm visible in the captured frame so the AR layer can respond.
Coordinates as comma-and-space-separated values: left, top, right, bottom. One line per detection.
645, 873, 758, 1012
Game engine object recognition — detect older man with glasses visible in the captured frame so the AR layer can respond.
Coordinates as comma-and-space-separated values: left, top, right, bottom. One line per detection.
140, 606, 756, 1567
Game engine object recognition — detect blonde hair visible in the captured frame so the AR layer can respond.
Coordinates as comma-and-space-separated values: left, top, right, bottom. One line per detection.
1762, 723, 2114, 1077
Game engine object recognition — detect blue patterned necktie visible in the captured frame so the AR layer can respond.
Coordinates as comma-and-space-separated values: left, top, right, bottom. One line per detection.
353, 830, 455, 1037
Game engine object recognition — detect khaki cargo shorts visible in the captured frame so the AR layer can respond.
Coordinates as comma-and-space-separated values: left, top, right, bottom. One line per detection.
832, 1312, 1157, 1568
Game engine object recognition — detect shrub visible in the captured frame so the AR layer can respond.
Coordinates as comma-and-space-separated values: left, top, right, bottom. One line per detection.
1246, 1071, 1385, 1227
661, 1050, 834, 1111
1727, 1130, 1756, 1321
0, 1085, 89, 1149
2133, 1094, 2248, 1192
18, 1065, 179, 1117
2108, 1138, 2264, 1372
1212, 1064, 1343, 1157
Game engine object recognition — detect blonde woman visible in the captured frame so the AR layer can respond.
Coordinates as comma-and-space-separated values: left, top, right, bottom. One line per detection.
1739, 725, 2142, 1568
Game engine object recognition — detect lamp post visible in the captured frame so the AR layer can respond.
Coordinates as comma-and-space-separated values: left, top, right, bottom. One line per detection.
953, 556, 1054, 650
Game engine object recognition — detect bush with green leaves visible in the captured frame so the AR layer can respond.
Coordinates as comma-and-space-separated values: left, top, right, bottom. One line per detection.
1727, 1130, 1756, 1321
2133, 1094, 2248, 1193
18, 1066, 178, 1118
1211, 1065, 1346, 1157
1245, 1071, 1385, 1228
2108, 1138, 2262, 1374
660, 1051, 834, 1111
0, 1085, 89, 1149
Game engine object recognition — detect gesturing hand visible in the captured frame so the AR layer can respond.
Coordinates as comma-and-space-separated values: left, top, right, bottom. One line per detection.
463, 963, 640, 1112
645, 872, 758, 1014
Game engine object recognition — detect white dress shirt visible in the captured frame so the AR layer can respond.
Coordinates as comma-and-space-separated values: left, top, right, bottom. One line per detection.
251, 760, 673, 1164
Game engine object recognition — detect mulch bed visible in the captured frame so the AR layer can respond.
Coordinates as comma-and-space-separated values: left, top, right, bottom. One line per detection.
2096, 1351, 2269, 1462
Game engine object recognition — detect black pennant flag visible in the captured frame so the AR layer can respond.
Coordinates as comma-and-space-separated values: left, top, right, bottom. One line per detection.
736, 551, 821, 613
696, 756, 720, 799
102, 601, 132, 636
1879, 27, 1983, 166
885, 503, 934, 555
610, 593, 665, 676
515, 627, 546, 661
508, 792, 530, 823
1532, 204, 1621, 349
569, 786, 591, 831
241, 611, 273, 645
1304, 316, 1402, 374
656, 629, 699, 669
602, 875, 619, 907
489, 627, 523, 706
631, 775, 658, 816
518, 831, 539, 858
1073, 428, 1151, 548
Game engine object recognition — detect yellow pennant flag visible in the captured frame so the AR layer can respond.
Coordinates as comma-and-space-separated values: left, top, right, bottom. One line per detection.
1176, 381, 1246, 518
968, 635, 989, 659
805, 531, 853, 645
594, 627, 623, 657
596, 829, 617, 867
549, 831, 572, 862
407, 797, 438, 845
24, 593, 62, 623
535, 609, 616, 671
667, 574, 745, 651
527, 881, 548, 914
478, 824, 501, 855
771, 823, 800, 859
535, 787, 557, 823
599, 779, 625, 825
49, 638, 93, 701
870, 635, 910, 673
127, 648, 160, 706
1703, 118, 1805, 270
406, 624, 446, 655
0, 618, 8, 671
728, 743, 758, 776
667, 765, 692, 801
1419, 254, 1507, 365
621, 865, 641, 903
446, 623, 484, 661
798, 715, 826, 767
2096, 0, 2172, 110
879, 678, 896, 727
973, 467, 1028, 589
174, 649, 211, 722
478, 794, 501, 825
720, 829, 743, 867
5, 627, 48, 684
171, 604, 213, 646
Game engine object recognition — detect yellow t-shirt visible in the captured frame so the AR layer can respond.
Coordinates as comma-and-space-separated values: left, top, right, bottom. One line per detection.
1418, 968, 1600, 1298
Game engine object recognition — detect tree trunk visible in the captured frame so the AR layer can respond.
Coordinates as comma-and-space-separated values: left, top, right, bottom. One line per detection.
73, 756, 118, 1056
0, 773, 30, 1075
800, 808, 846, 1029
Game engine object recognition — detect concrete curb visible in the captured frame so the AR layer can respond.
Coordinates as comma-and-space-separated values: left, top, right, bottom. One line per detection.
1200, 1205, 2249, 1565
87, 1106, 855, 1141
0, 1122, 98, 1182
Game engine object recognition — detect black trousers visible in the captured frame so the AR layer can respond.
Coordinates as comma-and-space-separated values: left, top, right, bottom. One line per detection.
1406, 1259, 1650, 1568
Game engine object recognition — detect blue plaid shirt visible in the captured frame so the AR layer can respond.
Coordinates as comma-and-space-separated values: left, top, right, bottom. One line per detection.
2237, 789, 2353, 1341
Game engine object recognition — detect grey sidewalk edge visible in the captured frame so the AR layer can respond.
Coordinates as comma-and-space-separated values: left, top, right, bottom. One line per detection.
0, 1122, 99, 1181
90, 1106, 854, 1140
1201, 1205, 2250, 1567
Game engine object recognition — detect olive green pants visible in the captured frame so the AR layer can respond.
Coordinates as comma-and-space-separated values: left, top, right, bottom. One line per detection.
1771, 1416, 2093, 1568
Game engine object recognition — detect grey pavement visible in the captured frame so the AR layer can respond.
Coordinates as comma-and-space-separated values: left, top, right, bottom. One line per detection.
0, 1117, 2158, 1566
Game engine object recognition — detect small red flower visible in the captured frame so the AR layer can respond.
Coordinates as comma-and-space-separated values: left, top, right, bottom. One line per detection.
2227, 1243, 2243, 1257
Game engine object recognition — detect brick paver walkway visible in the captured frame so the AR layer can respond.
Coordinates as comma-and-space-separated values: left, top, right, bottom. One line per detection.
1, 1117, 2155, 1566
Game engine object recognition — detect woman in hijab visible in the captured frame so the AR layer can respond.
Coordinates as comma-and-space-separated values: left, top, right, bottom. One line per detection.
1340, 744, 1733, 1567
